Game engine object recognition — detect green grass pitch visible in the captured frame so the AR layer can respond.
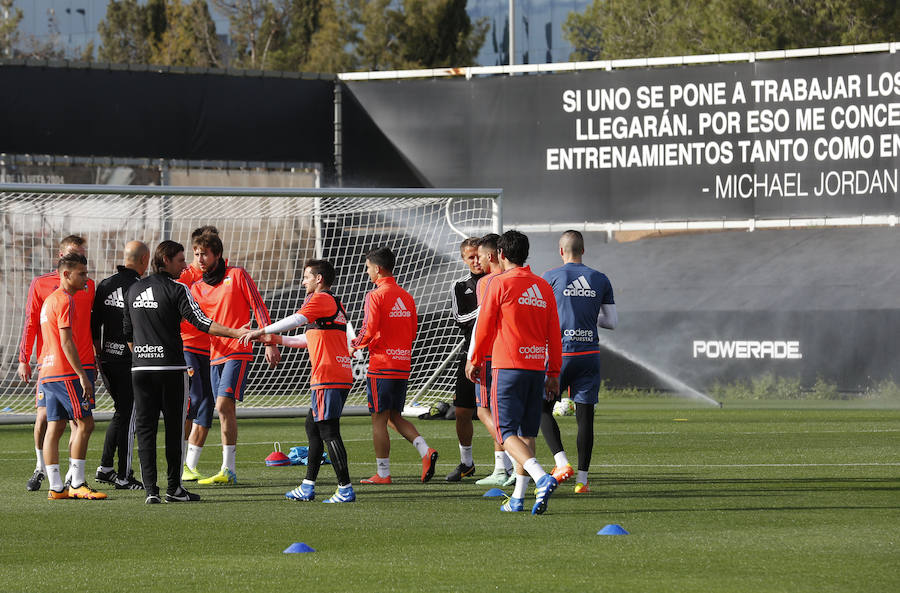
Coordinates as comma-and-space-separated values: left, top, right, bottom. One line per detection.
1, 400, 898, 593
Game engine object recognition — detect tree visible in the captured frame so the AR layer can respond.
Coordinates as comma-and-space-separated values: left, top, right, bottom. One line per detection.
211, 0, 284, 69
97, 0, 165, 64
151, 0, 221, 67
0, 0, 23, 58
564, 0, 900, 61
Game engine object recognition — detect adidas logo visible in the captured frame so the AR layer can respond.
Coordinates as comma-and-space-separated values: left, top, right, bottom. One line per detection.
518, 284, 547, 308
563, 275, 597, 297
465, 287, 473, 294
389, 297, 412, 318
132, 287, 159, 309
104, 287, 125, 308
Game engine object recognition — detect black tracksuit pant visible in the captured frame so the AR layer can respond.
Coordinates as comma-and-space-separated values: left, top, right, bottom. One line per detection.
99, 361, 136, 478
133, 369, 188, 495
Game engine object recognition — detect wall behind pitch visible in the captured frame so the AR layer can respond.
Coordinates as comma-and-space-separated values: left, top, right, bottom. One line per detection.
344, 52, 900, 223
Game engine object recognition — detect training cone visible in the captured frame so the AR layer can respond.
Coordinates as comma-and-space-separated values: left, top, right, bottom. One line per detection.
283, 542, 316, 553
266, 442, 291, 467
483, 488, 505, 497
597, 524, 629, 535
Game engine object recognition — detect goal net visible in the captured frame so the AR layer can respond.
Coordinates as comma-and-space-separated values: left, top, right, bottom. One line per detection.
0, 184, 501, 416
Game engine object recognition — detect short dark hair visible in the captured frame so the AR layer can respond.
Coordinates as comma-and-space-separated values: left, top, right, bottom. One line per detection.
153, 240, 185, 273
304, 259, 336, 287
498, 230, 529, 266
57, 252, 87, 271
59, 235, 86, 252
192, 232, 223, 257
365, 246, 395, 274
191, 225, 219, 239
460, 237, 480, 253
478, 233, 500, 253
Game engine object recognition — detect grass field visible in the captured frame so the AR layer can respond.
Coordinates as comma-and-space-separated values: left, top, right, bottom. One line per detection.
1, 399, 898, 593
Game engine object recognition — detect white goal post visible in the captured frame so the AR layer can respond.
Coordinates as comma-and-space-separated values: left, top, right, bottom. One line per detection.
0, 183, 502, 417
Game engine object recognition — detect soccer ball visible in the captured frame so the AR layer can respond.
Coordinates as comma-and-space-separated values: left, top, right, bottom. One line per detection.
552, 397, 575, 417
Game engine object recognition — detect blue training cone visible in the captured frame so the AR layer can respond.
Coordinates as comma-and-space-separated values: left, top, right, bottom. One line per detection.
283, 542, 316, 553
483, 488, 505, 497
597, 524, 629, 535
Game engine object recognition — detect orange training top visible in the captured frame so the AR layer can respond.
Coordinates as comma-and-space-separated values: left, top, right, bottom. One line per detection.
38, 287, 96, 383
178, 264, 209, 356
298, 291, 353, 390
351, 276, 416, 380
469, 266, 562, 377
19, 272, 95, 365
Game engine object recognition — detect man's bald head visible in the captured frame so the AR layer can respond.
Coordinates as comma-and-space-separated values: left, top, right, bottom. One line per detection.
124, 240, 151, 275
559, 230, 585, 257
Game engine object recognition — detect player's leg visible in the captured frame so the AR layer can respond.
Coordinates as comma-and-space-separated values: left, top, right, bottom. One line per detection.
198, 360, 244, 485
28, 388, 48, 491
571, 355, 601, 492
540, 357, 574, 483
361, 377, 393, 484
448, 357, 476, 481
97, 365, 122, 484
475, 363, 515, 485
134, 370, 163, 502
66, 373, 106, 500
43, 419, 68, 498
183, 351, 212, 480
382, 378, 438, 483
160, 371, 197, 501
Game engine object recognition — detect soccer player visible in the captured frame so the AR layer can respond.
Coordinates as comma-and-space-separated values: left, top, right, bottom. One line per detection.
91, 240, 150, 490
40, 252, 105, 500
190, 232, 281, 485
124, 240, 248, 504
466, 230, 562, 514
351, 246, 439, 484
469, 233, 515, 487
179, 226, 220, 482
445, 237, 484, 481
541, 230, 617, 493
18, 235, 93, 492
239, 259, 356, 503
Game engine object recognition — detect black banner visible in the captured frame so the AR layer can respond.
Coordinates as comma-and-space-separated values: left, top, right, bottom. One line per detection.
345, 52, 900, 223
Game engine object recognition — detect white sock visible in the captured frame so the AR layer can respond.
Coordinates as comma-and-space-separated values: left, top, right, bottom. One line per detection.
185, 444, 203, 470
47, 464, 63, 491
493, 451, 506, 473
459, 444, 473, 466
222, 445, 236, 472
512, 474, 531, 499
553, 451, 570, 468
577, 470, 589, 484
302, 479, 315, 487
376, 457, 391, 478
71, 458, 86, 487
412, 436, 430, 458
502, 451, 514, 471
36, 448, 45, 473
98, 465, 114, 474
522, 457, 547, 482
65, 459, 73, 482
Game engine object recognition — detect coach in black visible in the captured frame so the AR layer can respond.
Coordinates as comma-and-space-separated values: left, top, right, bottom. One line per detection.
124, 240, 245, 504
446, 237, 484, 481
92, 240, 150, 490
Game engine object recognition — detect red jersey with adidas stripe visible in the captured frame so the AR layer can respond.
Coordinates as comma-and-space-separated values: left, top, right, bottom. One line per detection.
298, 291, 353, 390
351, 276, 416, 380
474, 271, 500, 362
18, 272, 95, 365
469, 266, 562, 377
178, 264, 209, 356
38, 287, 96, 383
190, 266, 272, 365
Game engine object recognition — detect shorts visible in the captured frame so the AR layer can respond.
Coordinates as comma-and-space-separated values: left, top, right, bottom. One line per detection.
211, 359, 250, 402
185, 350, 214, 426
476, 359, 493, 409
559, 352, 602, 405
311, 388, 349, 421
36, 381, 46, 408
41, 370, 97, 422
366, 377, 407, 414
490, 368, 545, 442
453, 356, 476, 409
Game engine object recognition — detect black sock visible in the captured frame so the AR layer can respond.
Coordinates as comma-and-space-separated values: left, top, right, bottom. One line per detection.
304, 412, 324, 483
540, 399, 565, 455
575, 402, 595, 472
319, 418, 350, 486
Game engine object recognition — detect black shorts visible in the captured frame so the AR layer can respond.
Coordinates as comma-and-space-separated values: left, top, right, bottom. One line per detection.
453, 356, 476, 409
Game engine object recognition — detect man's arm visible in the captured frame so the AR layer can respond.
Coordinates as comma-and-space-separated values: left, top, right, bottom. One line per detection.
237, 269, 281, 367
597, 304, 617, 330
544, 289, 563, 400
60, 327, 93, 400
16, 277, 43, 381
350, 291, 379, 354
465, 282, 500, 382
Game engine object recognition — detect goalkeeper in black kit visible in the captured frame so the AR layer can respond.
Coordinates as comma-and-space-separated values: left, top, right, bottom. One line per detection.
123, 240, 247, 504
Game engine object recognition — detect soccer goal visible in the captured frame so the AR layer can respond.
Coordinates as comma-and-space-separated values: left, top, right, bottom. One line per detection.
0, 183, 502, 416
